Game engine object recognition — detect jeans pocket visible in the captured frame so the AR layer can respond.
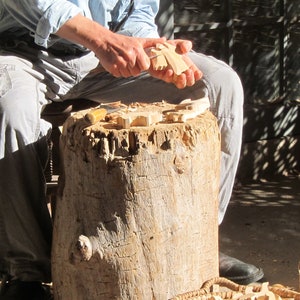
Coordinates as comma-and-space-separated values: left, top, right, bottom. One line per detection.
0, 66, 13, 97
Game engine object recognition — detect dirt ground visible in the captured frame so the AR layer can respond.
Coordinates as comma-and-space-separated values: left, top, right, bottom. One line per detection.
220, 175, 300, 290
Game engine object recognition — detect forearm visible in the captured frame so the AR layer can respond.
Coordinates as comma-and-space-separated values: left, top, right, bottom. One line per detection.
55, 14, 112, 53
56, 13, 165, 78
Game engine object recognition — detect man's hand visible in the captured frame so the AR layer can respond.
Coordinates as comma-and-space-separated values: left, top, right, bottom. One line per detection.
93, 33, 166, 78
56, 14, 165, 77
56, 15, 201, 86
148, 39, 203, 89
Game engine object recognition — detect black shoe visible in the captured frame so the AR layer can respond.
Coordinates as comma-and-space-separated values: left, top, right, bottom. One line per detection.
219, 252, 264, 285
0, 279, 52, 300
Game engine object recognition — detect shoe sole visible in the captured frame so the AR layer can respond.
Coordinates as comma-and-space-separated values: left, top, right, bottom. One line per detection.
226, 268, 265, 285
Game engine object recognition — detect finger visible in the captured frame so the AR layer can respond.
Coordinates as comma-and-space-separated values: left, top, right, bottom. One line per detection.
110, 66, 122, 78
164, 69, 174, 83
194, 69, 203, 81
136, 52, 151, 71
119, 65, 136, 78
177, 40, 193, 53
136, 37, 167, 71
129, 65, 143, 77
173, 74, 187, 89
154, 68, 174, 83
185, 69, 195, 87
127, 51, 137, 68
166, 39, 193, 54
142, 37, 167, 49
188, 64, 203, 81
110, 60, 128, 77
120, 69, 130, 78
119, 62, 144, 78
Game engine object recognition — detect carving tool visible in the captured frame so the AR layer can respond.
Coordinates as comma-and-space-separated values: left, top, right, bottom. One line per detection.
84, 105, 123, 125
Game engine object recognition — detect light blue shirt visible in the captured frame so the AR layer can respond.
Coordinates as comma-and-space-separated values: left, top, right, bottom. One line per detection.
0, 0, 160, 48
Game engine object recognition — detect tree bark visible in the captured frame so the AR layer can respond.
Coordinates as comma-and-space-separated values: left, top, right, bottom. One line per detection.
52, 109, 220, 300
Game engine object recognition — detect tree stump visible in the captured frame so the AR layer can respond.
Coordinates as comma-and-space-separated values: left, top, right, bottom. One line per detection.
52, 103, 220, 300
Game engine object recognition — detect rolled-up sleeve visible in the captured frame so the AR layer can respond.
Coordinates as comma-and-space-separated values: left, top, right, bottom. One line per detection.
1, 0, 83, 47
117, 0, 160, 38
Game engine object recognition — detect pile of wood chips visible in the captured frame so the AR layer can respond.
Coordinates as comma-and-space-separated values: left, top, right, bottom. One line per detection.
79, 98, 211, 130
171, 277, 300, 300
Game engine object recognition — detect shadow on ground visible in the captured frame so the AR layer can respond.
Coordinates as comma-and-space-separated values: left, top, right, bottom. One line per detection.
220, 175, 300, 289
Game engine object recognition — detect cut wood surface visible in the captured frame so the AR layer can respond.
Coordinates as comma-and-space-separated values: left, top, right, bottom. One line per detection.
150, 42, 189, 75
52, 103, 220, 300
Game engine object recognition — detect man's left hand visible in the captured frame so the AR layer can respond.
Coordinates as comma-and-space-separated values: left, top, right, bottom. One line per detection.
148, 39, 203, 89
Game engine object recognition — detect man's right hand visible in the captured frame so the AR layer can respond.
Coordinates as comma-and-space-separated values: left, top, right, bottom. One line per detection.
56, 14, 165, 78
93, 32, 166, 78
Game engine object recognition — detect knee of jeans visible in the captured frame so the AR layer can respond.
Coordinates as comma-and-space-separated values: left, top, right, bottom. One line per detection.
209, 66, 244, 119
0, 98, 40, 143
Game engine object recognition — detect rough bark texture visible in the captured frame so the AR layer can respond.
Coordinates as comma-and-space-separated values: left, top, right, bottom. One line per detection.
52, 109, 220, 300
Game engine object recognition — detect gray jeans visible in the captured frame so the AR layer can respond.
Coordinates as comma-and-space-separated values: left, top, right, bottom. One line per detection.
0, 40, 243, 282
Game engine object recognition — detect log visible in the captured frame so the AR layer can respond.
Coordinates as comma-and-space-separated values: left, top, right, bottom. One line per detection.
52, 103, 220, 300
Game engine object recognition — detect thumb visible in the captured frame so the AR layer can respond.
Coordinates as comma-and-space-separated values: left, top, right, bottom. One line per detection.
142, 36, 167, 49
176, 40, 193, 54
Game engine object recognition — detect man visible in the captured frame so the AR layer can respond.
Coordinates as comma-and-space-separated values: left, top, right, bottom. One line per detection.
0, 0, 264, 298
